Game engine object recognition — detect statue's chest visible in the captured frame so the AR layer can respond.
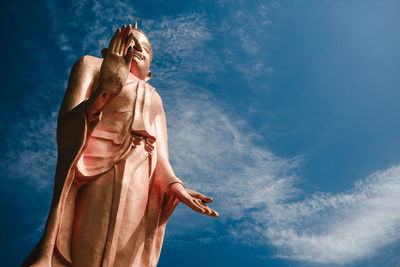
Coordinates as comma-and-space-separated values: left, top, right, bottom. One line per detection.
96, 82, 138, 132
105, 82, 138, 114
93, 79, 156, 142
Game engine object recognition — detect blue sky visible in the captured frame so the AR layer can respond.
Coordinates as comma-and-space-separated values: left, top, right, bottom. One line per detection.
1, 0, 400, 266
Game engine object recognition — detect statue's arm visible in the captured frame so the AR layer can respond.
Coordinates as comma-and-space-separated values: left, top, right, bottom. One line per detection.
59, 25, 134, 123
152, 92, 182, 188
152, 93, 218, 217
85, 25, 134, 121
56, 55, 104, 170
59, 56, 98, 118
58, 54, 117, 124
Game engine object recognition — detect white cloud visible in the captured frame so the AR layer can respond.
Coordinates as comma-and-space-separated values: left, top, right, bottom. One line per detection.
145, 13, 217, 82
261, 166, 400, 264
161, 81, 298, 219
1, 112, 58, 190
211, 1, 275, 80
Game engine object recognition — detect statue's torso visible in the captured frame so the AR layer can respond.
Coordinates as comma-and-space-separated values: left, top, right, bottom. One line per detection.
77, 73, 155, 177
71, 73, 158, 266
93, 76, 138, 144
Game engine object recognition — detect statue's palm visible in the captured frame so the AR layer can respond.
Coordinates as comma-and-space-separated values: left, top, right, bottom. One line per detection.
99, 25, 134, 95
169, 183, 219, 217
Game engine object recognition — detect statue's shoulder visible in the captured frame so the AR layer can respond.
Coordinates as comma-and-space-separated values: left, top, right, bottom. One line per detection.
145, 82, 160, 99
73, 55, 102, 73
150, 87, 164, 108
146, 82, 156, 91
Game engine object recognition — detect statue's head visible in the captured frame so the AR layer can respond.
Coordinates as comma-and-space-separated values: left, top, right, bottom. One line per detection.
128, 21, 152, 81
102, 21, 153, 81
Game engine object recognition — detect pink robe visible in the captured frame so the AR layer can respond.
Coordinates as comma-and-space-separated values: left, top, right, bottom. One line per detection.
23, 57, 183, 267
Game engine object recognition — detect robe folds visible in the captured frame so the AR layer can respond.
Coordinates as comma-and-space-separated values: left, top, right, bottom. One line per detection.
22, 56, 183, 267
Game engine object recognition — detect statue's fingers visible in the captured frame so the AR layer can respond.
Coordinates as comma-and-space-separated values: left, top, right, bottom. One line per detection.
113, 28, 122, 54
202, 195, 213, 203
188, 199, 206, 213
115, 25, 125, 55
202, 204, 213, 215
118, 25, 128, 55
119, 25, 129, 55
187, 189, 213, 203
200, 202, 217, 217
124, 33, 133, 58
110, 27, 121, 54
125, 35, 133, 55
121, 25, 130, 52
205, 207, 214, 215
197, 198, 206, 207
124, 46, 133, 65
123, 25, 133, 55
209, 208, 219, 218
196, 199, 208, 211
195, 199, 218, 217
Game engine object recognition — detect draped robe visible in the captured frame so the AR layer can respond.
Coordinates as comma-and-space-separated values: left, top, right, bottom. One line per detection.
22, 56, 183, 267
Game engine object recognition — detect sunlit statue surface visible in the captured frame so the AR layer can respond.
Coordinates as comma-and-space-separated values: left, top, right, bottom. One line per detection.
23, 22, 218, 267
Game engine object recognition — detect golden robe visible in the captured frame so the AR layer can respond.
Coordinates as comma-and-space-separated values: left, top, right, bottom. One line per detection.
23, 56, 183, 267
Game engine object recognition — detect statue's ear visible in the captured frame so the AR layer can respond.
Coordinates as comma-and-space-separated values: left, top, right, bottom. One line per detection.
101, 48, 108, 58
145, 71, 152, 82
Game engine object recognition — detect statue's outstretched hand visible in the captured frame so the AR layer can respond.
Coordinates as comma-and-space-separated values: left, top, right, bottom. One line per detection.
99, 24, 134, 95
169, 183, 219, 217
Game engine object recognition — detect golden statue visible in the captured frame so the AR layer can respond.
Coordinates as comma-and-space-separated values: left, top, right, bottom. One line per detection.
23, 23, 218, 267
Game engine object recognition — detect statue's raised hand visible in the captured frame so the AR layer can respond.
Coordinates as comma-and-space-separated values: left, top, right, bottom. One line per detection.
99, 25, 134, 95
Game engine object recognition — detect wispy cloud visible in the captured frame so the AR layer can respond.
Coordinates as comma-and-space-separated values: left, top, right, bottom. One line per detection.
162, 81, 299, 218
214, 1, 275, 80
146, 13, 216, 82
260, 166, 400, 264
1, 112, 58, 190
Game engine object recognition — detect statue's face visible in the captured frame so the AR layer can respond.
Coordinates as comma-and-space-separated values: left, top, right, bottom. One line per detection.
129, 30, 152, 81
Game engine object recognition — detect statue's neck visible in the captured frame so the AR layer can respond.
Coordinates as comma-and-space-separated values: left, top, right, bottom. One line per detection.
128, 72, 146, 83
